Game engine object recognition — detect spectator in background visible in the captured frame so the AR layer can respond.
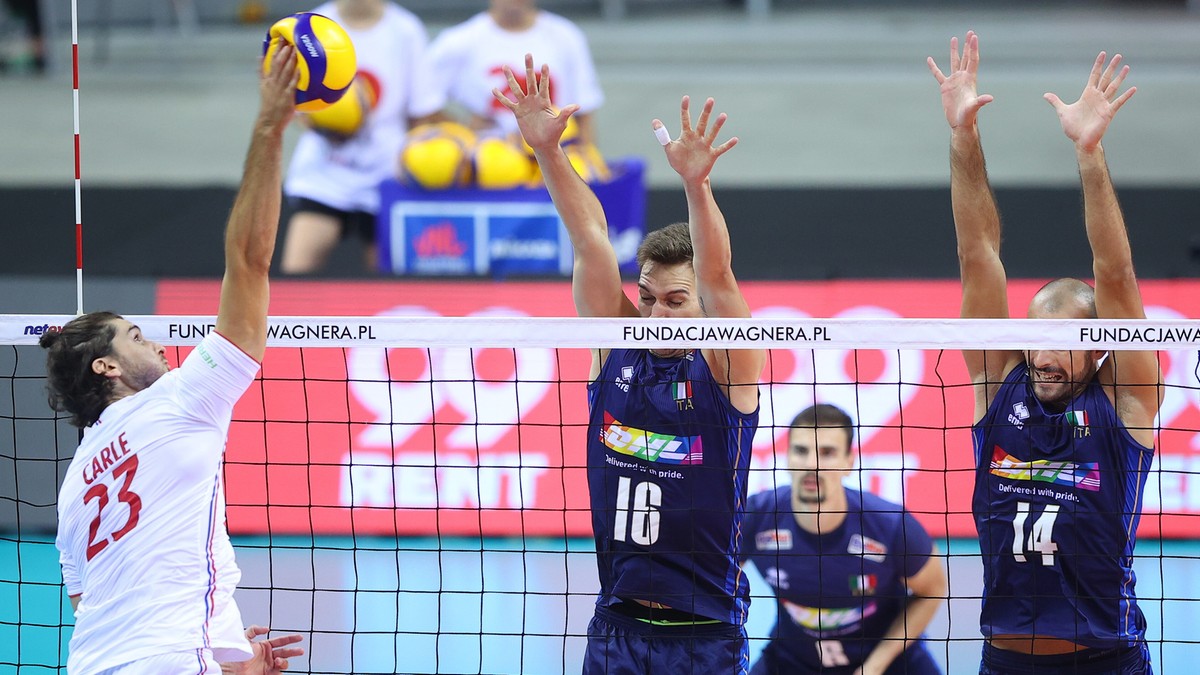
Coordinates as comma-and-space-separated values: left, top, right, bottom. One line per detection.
422, 0, 604, 145
280, 0, 441, 274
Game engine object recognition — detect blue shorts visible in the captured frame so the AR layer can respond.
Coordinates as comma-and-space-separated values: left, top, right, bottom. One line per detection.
583, 605, 748, 675
980, 642, 1151, 675
750, 639, 941, 675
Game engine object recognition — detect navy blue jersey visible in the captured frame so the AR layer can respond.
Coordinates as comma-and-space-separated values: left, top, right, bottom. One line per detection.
586, 348, 758, 624
742, 485, 937, 673
972, 365, 1154, 647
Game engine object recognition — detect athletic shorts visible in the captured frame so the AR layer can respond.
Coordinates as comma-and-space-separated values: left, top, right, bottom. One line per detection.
751, 639, 942, 674
288, 196, 376, 243
980, 642, 1152, 675
583, 603, 748, 675
94, 649, 221, 675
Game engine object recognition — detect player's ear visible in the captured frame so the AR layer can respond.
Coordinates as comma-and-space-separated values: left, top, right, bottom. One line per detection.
92, 356, 120, 379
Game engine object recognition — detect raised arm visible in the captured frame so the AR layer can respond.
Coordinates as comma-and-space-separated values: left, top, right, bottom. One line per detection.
215, 46, 297, 362
657, 96, 764, 414
928, 31, 1019, 420
494, 55, 635, 322
1045, 53, 1162, 434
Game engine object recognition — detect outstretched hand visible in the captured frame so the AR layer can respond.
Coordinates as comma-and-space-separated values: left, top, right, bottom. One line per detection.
927, 31, 993, 130
1044, 52, 1135, 152
260, 45, 299, 132
654, 96, 737, 186
492, 53, 580, 155
221, 626, 305, 675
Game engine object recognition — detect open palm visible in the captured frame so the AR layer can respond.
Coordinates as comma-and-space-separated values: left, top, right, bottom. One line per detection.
927, 31, 993, 129
492, 54, 579, 154
1045, 52, 1135, 151
657, 96, 737, 185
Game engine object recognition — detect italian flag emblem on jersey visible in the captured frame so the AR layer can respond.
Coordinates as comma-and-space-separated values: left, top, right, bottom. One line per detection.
850, 574, 877, 596
672, 381, 692, 400
1065, 410, 1089, 426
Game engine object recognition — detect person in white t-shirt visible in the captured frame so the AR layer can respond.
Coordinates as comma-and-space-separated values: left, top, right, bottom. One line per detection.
423, 0, 604, 145
41, 46, 305, 675
281, 0, 442, 274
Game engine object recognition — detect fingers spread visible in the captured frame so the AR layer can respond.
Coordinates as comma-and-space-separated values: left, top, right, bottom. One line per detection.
927, 57, 947, 84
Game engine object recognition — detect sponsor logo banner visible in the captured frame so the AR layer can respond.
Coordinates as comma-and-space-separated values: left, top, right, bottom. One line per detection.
154, 279, 1200, 538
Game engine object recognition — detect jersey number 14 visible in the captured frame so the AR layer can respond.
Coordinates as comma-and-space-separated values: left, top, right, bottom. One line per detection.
613, 477, 662, 545
1011, 501, 1060, 566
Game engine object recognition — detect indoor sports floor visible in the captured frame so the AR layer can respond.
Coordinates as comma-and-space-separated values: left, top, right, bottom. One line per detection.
5, 535, 1200, 674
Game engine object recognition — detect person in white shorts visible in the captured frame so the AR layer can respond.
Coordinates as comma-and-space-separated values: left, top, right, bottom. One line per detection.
281, 0, 442, 274
41, 46, 305, 675
422, 0, 604, 144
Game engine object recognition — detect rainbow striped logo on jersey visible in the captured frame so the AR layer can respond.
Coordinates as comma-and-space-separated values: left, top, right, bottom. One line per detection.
600, 412, 703, 465
989, 446, 1101, 491
782, 598, 876, 634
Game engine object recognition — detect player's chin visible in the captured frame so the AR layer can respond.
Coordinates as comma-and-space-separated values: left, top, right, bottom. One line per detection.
1032, 382, 1070, 406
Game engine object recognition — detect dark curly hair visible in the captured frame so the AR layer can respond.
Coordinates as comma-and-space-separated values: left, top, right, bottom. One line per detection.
39, 311, 121, 428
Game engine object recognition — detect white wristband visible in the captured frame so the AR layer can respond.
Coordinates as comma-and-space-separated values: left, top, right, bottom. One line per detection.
654, 125, 671, 146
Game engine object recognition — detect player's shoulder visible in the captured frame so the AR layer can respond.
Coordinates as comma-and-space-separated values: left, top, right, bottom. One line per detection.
746, 484, 789, 514
851, 489, 909, 525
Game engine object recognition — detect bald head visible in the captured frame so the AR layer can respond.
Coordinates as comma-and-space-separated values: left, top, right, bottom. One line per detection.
1028, 278, 1097, 319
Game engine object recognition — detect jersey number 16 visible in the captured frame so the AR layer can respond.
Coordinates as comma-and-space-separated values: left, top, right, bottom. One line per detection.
613, 477, 662, 545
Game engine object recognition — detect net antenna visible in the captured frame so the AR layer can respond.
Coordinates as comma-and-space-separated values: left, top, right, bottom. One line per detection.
71, 0, 84, 315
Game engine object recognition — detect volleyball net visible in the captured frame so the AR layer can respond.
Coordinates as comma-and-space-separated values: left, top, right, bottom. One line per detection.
3, 297, 1200, 673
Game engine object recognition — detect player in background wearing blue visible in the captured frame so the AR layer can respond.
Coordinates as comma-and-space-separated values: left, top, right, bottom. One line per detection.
495, 55, 766, 674
742, 404, 946, 675
929, 32, 1161, 674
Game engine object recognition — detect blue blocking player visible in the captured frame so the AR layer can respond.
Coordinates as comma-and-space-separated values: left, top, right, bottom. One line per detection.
930, 32, 1161, 673
494, 55, 766, 673
743, 404, 946, 675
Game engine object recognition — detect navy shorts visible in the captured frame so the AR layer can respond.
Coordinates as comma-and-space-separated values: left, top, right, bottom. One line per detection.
583, 604, 748, 675
750, 639, 941, 675
980, 642, 1151, 675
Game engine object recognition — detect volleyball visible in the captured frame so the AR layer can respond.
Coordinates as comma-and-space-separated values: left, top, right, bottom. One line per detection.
262, 12, 357, 113
304, 77, 377, 139
473, 137, 535, 190
400, 122, 476, 190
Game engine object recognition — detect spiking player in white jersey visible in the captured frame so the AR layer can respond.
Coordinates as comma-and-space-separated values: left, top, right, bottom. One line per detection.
42, 46, 305, 675
423, 0, 604, 144
281, 0, 442, 274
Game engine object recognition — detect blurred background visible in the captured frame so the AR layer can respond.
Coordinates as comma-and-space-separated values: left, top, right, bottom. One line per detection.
1, 0, 1198, 294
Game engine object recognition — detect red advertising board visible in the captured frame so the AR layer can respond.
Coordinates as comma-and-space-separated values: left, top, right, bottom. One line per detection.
157, 279, 1200, 538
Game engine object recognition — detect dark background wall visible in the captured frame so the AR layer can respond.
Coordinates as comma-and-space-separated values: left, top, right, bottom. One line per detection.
5, 186, 1199, 282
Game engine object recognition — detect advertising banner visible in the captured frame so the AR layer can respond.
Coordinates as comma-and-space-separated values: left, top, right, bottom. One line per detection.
377, 159, 645, 277
156, 279, 1200, 538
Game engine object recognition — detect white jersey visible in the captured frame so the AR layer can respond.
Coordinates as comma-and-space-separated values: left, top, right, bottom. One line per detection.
56, 333, 260, 675
285, 1, 440, 214
423, 11, 604, 138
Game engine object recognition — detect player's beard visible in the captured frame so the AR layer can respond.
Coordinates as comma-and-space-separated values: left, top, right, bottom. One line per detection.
121, 355, 168, 392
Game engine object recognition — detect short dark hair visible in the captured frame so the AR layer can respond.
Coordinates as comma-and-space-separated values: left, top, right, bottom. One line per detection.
789, 403, 856, 447
636, 222, 693, 270
39, 311, 121, 428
